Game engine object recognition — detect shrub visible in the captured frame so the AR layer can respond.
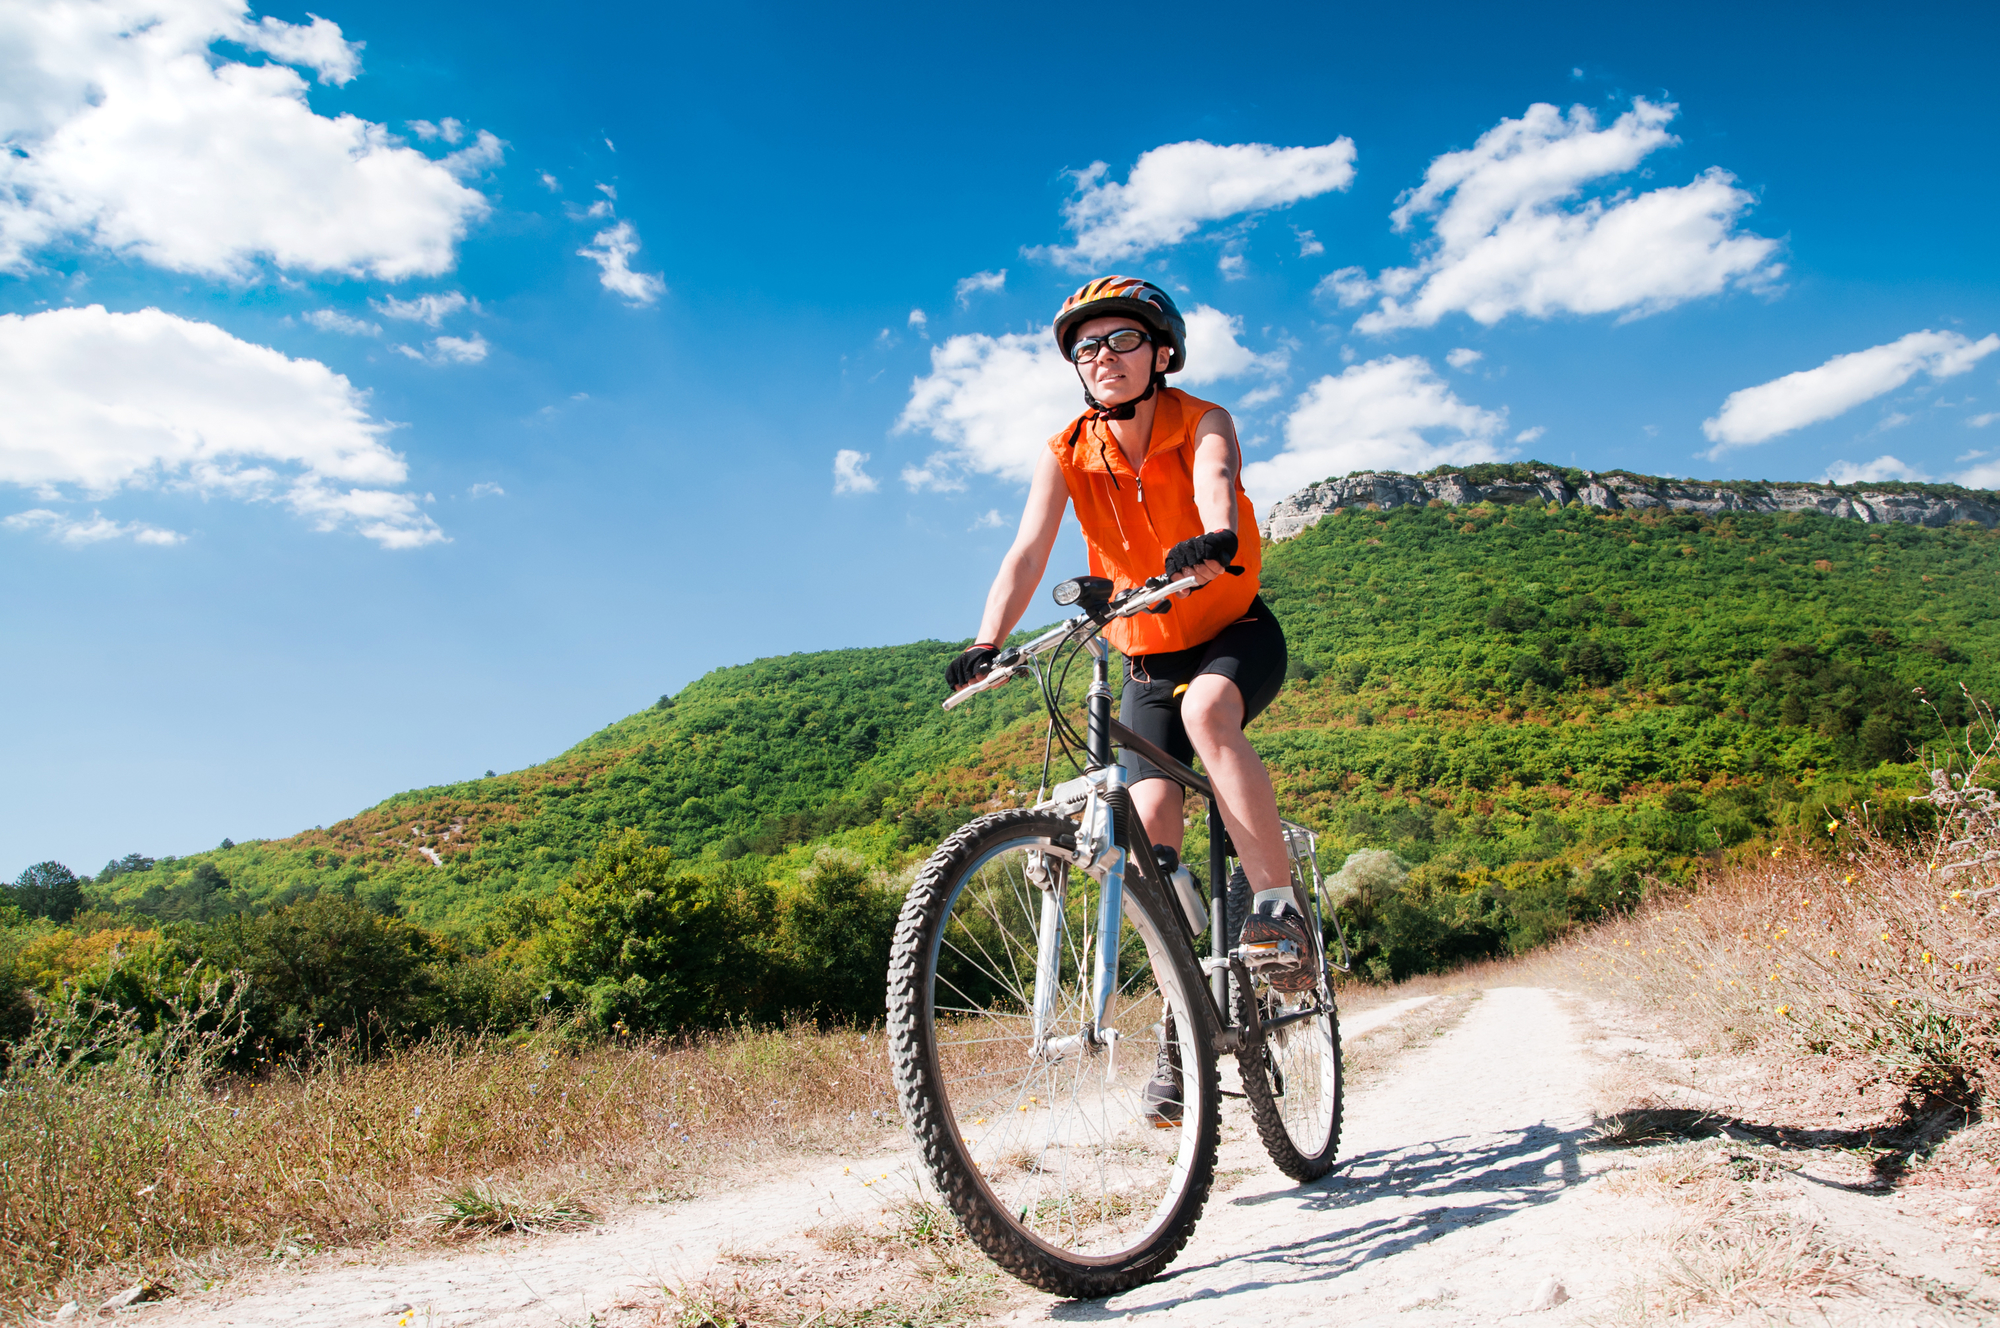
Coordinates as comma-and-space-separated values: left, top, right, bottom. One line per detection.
771, 849, 901, 1024
536, 831, 745, 1032
197, 895, 440, 1053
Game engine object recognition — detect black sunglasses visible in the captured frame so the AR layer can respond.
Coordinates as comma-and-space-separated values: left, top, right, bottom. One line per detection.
1069, 328, 1151, 363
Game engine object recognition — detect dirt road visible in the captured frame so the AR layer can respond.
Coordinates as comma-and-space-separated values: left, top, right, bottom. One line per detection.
113, 986, 1996, 1327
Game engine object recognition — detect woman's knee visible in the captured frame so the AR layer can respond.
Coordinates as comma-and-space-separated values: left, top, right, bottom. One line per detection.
1179, 677, 1245, 744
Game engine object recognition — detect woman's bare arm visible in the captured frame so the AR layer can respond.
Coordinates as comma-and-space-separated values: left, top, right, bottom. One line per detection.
973, 448, 1071, 645
1183, 407, 1242, 586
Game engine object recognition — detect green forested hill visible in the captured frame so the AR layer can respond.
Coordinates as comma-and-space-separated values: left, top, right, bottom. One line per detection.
89, 497, 1999, 966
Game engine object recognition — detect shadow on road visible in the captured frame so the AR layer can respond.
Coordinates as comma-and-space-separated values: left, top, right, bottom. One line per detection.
1049, 1118, 1590, 1317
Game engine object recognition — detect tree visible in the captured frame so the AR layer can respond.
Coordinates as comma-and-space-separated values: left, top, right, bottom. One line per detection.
772, 848, 899, 1023
97, 853, 155, 883
200, 895, 437, 1050
537, 831, 738, 1032
9, 861, 84, 922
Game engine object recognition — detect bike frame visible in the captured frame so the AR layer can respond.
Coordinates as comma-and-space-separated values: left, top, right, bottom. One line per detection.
1031, 633, 1349, 1058
943, 572, 1350, 1059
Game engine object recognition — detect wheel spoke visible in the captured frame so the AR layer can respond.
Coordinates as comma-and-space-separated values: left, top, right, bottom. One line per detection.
889, 814, 1218, 1279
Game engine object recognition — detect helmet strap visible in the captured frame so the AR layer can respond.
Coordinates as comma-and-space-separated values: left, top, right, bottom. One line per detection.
1083, 372, 1162, 422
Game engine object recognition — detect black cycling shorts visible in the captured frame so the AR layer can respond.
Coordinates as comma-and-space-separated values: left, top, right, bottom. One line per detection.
1118, 595, 1287, 787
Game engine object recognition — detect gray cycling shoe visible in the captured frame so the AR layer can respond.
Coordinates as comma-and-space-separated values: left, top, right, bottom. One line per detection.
1239, 892, 1318, 993
1139, 1033, 1184, 1128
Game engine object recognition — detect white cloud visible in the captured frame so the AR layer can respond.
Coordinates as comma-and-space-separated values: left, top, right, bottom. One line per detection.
374, 292, 470, 328
898, 334, 1070, 490
954, 270, 1006, 305
832, 449, 878, 495
1958, 459, 2000, 490
439, 130, 505, 179
304, 309, 380, 336
431, 333, 488, 364
1969, 412, 1999, 429
1217, 251, 1246, 279
1445, 347, 1483, 369
1702, 330, 2000, 453
896, 304, 1280, 490
409, 118, 463, 144
238, 12, 361, 84
4, 507, 184, 546
1241, 355, 1508, 504
1180, 304, 1286, 387
0, 0, 494, 279
1315, 266, 1375, 308
539, 172, 560, 192
0, 305, 441, 548
908, 308, 928, 332
1039, 138, 1358, 269
468, 481, 504, 498
1295, 227, 1324, 257
388, 333, 486, 365
1350, 99, 1780, 333
578, 222, 665, 305
970, 509, 1006, 530
1823, 455, 1928, 485
1515, 425, 1545, 443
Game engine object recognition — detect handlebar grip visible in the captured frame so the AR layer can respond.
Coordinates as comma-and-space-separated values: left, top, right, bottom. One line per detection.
1226, 564, 1244, 575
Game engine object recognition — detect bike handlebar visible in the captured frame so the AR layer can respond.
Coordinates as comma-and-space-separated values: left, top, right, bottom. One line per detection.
941, 568, 1239, 710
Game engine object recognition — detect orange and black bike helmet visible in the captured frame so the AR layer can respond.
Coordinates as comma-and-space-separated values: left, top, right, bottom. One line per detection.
1052, 275, 1189, 375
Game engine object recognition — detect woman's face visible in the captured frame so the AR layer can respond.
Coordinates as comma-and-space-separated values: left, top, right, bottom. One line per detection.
1071, 315, 1172, 407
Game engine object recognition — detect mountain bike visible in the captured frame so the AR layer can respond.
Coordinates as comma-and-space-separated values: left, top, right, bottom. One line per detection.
886, 571, 1350, 1298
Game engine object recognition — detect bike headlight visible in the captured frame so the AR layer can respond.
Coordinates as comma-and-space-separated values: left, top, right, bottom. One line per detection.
1051, 576, 1114, 611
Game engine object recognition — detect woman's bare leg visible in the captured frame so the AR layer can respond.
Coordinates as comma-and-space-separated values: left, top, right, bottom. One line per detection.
1176, 674, 1289, 893
1131, 777, 1186, 857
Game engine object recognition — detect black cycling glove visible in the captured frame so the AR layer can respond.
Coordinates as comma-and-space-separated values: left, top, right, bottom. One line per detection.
945, 644, 999, 691
1163, 528, 1239, 577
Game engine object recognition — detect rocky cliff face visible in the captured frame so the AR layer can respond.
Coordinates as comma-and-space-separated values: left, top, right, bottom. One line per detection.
1261, 465, 2000, 541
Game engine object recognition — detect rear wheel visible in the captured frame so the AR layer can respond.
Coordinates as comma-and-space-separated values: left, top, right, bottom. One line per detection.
887, 810, 1220, 1297
1234, 960, 1342, 1182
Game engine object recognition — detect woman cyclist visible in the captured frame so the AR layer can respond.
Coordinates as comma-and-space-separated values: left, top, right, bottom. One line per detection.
943, 276, 1310, 1119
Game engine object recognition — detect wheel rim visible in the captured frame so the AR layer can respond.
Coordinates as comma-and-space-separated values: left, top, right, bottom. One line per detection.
1262, 985, 1339, 1156
925, 834, 1206, 1262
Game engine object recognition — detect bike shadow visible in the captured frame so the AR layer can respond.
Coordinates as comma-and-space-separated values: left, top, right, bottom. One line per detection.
1048, 1119, 1590, 1315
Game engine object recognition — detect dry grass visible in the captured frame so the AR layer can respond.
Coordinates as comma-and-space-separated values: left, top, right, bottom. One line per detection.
1601, 1141, 1862, 1321
0, 1018, 904, 1317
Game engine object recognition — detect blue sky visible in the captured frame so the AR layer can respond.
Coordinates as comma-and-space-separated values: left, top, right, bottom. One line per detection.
5, 0, 1998, 878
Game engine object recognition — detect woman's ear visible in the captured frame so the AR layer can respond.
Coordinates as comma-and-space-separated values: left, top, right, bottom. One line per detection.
1155, 345, 1172, 373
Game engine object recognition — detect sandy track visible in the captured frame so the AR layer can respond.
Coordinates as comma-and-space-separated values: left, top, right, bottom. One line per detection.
92, 985, 1991, 1326
1000, 985, 1637, 1326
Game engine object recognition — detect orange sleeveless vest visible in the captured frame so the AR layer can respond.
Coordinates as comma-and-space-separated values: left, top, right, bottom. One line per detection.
1046, 387, 1262, 656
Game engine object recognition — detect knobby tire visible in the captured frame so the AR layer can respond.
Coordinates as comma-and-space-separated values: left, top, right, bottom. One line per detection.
1232, 950, 1343, 1182
886, 809, 1221, 1298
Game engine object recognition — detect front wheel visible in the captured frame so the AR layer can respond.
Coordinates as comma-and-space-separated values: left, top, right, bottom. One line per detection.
886, 809, 1221, 1297
1234, 965, 1343, 1181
